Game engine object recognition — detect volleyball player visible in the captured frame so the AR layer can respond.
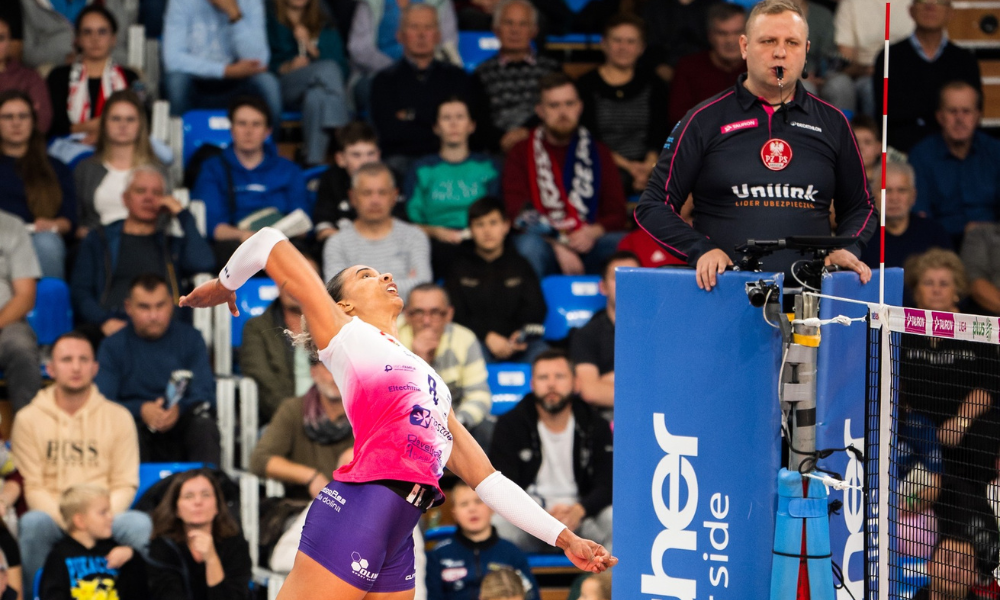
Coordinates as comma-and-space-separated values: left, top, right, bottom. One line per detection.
179, 227, 616, 600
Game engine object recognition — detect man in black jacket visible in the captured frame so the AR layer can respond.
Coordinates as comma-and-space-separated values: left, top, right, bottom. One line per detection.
445, 196, 548, 364
487, 349, 613, 553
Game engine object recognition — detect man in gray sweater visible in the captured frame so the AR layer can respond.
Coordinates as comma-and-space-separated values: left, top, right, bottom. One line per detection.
322, 162, 431, 302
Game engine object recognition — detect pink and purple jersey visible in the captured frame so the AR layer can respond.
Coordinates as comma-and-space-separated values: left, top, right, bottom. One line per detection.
318, 317, 454, 499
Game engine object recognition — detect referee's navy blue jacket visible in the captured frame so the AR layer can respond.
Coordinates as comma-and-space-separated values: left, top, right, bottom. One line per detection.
635, 73, 878, 278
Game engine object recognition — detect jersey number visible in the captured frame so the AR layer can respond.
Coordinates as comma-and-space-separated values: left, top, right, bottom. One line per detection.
427, 375, 439, 406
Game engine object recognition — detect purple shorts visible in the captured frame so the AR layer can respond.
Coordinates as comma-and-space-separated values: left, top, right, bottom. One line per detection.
298, 480, 422, 593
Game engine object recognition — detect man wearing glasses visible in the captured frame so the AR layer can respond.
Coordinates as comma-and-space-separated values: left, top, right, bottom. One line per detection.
398, 283, 495, 448
873, 0, 981, 152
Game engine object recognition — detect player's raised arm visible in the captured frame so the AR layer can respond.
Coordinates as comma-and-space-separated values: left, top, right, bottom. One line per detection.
444, 411, 617, 574
180, 228, 346, 350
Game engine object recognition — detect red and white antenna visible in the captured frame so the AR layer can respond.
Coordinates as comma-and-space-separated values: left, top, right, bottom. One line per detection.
878, 3, 890, 307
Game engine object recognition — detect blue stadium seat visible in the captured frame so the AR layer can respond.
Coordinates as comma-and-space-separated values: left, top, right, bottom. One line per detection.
423, 525, 457, 543
545, 33, 601, 45
562, 0, 596, 12
540, 275, 605, 341
133, 462, 204, 507
182, 109, 232, 167
26, 277, 73, 346
458, 31, 500, 72
231, 277, 280, 350
527, 554, 574, 569
487, 363, 532, 415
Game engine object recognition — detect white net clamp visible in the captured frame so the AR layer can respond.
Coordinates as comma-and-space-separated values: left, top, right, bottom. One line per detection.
803, 472, 864, 493
793, 315, 866, 328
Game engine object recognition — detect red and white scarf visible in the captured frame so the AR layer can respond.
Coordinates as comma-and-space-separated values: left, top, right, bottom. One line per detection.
525, 126, 599, 233
67, 59, 129, 124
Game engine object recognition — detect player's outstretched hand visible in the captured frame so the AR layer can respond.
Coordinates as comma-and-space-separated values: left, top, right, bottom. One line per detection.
558, 529, 619, 573
179, 278, 239, 316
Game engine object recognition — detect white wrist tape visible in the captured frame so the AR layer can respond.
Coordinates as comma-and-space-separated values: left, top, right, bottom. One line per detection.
475, 471, 566, 547
219, 227, 288, 291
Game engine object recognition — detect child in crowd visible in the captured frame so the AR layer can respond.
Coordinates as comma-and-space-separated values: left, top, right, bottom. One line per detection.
39, 484, 147, 600
579, 571, 612, 600
313, 121, 405, 242
444, 196, 547, 364
426, 482, 538, 600
477, 568, 527, 600
405, 97, 500, 278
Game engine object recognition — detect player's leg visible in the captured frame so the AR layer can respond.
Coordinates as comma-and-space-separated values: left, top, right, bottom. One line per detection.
275, 551, 369, 600
286, 481, 424, 600
368, 589, 417, 600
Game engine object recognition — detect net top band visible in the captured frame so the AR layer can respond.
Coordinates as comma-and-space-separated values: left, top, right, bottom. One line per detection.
870, 305, 1000, 344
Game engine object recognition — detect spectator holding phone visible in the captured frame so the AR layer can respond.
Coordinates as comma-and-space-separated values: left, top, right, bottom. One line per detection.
95, 274, 221, 464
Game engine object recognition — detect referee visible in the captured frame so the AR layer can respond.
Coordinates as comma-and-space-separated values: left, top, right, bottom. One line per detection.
635, 0, 878, 291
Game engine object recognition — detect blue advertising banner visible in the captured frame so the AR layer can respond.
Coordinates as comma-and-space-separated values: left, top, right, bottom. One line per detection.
816, 270, 903, 600
614, 268, 785, 600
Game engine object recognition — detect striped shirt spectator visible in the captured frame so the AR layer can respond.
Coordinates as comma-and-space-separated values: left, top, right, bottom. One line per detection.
397, 284, 494, 448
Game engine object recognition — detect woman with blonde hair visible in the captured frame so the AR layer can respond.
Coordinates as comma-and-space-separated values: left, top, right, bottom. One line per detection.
73, 89, 169, 238
479, 568, 524, 600
900, 248, 1000, 581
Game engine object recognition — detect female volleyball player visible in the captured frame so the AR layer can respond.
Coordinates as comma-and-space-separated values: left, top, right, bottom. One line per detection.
180, 227, 617, 600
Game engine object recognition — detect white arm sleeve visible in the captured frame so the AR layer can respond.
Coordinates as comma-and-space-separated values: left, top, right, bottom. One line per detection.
475, 471, 567, 547
219, 227, 288, 291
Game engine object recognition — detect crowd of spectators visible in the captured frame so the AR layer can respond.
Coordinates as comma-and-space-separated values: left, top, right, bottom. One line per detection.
0, 0, 997, 597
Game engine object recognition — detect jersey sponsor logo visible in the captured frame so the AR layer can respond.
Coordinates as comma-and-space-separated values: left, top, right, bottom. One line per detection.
319, 487, 346, 512
720, 118, 758, 134
388, 382, 422, 393
405, 433, 443, 464
351, 552, 379, 582
385, 364, 416, 372
731, 183, 819, 202
664, 136, 675, 150
409, 405, 454, 441
761, 138, 792, 171
790, 121, 822, 133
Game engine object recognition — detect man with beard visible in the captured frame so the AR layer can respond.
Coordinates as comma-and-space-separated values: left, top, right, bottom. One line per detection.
502, 72, 627, 279
487, 349, 613, 553
12, 331, 150, 599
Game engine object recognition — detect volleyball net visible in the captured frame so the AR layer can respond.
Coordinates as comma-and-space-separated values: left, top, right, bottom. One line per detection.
866, 305, 1000, 600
